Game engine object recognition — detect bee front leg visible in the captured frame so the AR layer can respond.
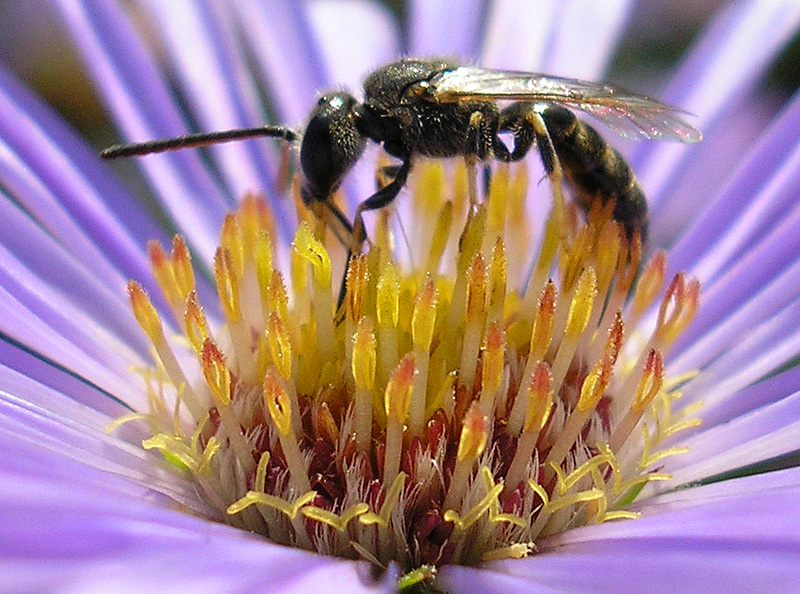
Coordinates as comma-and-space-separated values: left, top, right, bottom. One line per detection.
352, 157, 413, 254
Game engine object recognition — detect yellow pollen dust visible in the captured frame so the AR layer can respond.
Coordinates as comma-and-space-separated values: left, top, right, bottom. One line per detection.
121, 162, 702, 572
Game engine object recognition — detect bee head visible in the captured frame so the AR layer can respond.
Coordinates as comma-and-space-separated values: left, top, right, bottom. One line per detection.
299, 92, 366, 206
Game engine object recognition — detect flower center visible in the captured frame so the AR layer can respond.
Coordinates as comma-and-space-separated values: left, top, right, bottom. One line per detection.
120, 161, 701, 572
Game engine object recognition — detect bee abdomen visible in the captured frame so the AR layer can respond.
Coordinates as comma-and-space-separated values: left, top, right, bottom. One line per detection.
541, 106, 648, 240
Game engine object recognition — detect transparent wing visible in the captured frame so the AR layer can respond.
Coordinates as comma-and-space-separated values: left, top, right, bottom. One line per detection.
429, 67, 702, 143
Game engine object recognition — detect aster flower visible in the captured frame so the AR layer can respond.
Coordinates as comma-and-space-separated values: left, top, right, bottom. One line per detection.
2, 0, 800, 593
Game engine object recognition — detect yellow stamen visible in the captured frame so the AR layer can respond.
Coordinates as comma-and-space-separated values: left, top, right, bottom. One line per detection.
633, 250, 667, 317
504, 362, 552, 495
293, 222, 334, 358
267, 270, 289, 322
508, 281, 556, 434
264, 367, 311, 493
346, 254, 370, 324
383, 354, 416, 487
201, 339, 255, 476
459, 252, 487, 390
171, 235, 195, 302
352, 316, 377, 450
214, 247, 241, 323
409, 278, 438, 435
479, 321, 505, 412
254, 230, 274, 318
551, 267, 597, 390
184, 291, 209, 355
546, 355, 614, 475
609, 349, 665, 452
487, 236, 507, 324
376, 261, 400, 388
220, 214, 244, 278
201, 339, 230, 407
424, 201, 453, 275
128, 281, 164, 345
266, 312, 293, 380
148, 240, 182, 316
565, 266, 598, 338
444, 402, 488, 511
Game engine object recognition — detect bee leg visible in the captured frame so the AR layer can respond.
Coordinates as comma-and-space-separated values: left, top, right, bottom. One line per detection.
464, 112, 484, 206
464, 110, 499, 205
499, 103, 569, 243
309, 199, 355, 249
377, 164, 403, 188
482, 165, 492, 199
352, 157, 412, 254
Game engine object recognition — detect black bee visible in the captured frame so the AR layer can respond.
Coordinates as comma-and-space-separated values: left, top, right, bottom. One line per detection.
102, 58, 701, 244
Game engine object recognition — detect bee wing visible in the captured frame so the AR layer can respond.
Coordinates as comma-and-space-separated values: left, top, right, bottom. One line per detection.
429, 67, 702, 143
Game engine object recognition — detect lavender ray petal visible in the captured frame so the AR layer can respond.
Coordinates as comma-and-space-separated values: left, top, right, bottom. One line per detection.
676, 303, 800, 415
0, 388, 201, 510
408, 0, 484, 58
679, 363, 800, 440
0, 448, 395, 594
0, 70, 155, 293
481, 0, 558, 69
232, 0, 328, 125
666, 91, 800, 282
0, 66, 164, 281
0, 285, 141, 402
0, 193, 152, 356
307, 0, 400, 92
670, 230, 800, 374
662, 390, 800, 484
541, 0, 634, 79
0, 241, 148, 372
633, 0, 800, 230
306, 0, 401, 212
439, 470, 800, 593
55, 0, 234, 265
134, 0, 294, 239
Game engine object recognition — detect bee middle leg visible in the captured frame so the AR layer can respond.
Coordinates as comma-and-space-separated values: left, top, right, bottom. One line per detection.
464, 110, 505, 205
498, 103, 569, 236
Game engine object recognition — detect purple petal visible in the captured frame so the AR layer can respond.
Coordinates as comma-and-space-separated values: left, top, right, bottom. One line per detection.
0, 369, 211, 513
133, 1, 294, 238
663, 390, 800, 483
668, 207, 800, 393
681, 365, 800, 433
668, 91, 800, 283
232, 0, 328, 124
670, 250, 800, 376
408, 0, 484, 57
230, 0, 381, 219
0, 283, 140, 401
541, 0, 634, 79
56, 0, 234, 264
439, 469, 800, 593
306, 0, 400, 92
0, 437, 396, 594
481, 0, 559, 69
0, 67, 155, 293
634, 0, 800, 241
0, 194, 149, 356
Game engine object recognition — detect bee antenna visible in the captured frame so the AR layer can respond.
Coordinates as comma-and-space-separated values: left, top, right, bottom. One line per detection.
100, 126, 299, 159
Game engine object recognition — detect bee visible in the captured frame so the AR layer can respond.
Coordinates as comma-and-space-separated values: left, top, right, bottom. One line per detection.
102, 58, 701, 245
